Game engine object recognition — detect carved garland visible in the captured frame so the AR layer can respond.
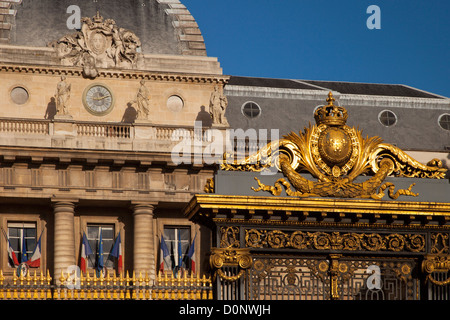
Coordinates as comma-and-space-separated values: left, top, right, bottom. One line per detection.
245, 229, 426, 253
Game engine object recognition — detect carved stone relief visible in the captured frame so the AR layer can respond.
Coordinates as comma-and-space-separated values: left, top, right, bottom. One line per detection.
49, 12, 141, 78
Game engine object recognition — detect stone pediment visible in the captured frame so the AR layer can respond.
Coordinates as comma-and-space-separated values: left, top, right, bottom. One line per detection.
49, 12, 141, 78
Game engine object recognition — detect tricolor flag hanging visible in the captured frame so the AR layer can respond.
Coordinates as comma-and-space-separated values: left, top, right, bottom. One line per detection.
8, 240, 19, 267
80, 232, 93, 273
97, 230, 104, 274
110, 233, 123, 275
26, 232, 42, 268
186, 233, 196, 272
20, 231, 27, 264
2, 227, 19, 267
159, 235, 172, 272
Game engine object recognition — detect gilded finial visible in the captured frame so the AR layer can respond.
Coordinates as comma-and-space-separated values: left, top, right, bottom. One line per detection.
326, 91, 335, 106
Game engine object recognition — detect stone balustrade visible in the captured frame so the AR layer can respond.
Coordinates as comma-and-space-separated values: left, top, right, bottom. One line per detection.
0, 117, 225, 153
0, 118, 49, 135
77, 122, 131, 139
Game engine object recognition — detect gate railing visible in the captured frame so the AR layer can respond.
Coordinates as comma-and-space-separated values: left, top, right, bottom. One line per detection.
0, 269, 213, 300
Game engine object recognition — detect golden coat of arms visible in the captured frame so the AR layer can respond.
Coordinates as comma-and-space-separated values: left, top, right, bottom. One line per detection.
221, 92, 447, 200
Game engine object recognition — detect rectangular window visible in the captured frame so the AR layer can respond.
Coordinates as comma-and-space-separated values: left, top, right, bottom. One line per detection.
162, 226, 191, 272
7, 223, 37, 267
86, 224, 115, 270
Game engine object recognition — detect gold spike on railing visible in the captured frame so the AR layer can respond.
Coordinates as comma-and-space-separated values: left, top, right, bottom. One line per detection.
0, 270, 4, 299
0, 269, 212, 301
46, 270, 52, 299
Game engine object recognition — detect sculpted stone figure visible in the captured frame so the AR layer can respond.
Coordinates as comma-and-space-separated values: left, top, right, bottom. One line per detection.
55, 76, 71, 115
209, 85, 228, 125
135, 80, 150, 120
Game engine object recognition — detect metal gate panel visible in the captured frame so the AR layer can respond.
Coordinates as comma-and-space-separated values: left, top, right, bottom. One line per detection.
249, 257, 329, 300
248, 255, 419, 300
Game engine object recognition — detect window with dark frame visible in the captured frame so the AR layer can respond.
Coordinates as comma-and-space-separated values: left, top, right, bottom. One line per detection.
162, 226, 191, 273
7, 222, 37, 267
86, 224, 115, 269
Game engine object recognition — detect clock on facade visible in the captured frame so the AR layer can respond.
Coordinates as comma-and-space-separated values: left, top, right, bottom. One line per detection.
83, 84, 114, 115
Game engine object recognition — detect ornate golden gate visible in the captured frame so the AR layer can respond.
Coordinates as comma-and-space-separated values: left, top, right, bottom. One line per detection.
204, 223, 450, 301
248, 255, 419, 300
184, 92, 450, 301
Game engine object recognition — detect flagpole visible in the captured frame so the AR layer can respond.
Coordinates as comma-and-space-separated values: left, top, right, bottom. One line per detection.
97, 227, 103, 276
84, 232, 95, 272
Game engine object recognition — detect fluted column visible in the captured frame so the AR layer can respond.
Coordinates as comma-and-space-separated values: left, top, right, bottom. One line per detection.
52, 199, 77, 283
132, 202, 157, 280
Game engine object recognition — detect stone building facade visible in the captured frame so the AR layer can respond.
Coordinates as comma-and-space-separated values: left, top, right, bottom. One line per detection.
0, 0, 449, 300
0, 0, 227, 282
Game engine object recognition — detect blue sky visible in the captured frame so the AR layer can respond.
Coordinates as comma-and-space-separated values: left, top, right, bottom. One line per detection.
183, 1, 450, 98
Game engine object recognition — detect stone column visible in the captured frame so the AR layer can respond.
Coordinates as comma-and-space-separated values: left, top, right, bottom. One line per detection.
52, 199, 77, 283
132, 202, 157, 280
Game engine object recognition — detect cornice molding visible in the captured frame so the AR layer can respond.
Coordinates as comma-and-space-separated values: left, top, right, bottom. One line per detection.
185, 194, 450, 225
224, 85, 450, 110
0, 63, 229, 84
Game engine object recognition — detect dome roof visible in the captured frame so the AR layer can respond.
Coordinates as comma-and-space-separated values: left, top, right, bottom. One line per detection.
4, 0, 206, 56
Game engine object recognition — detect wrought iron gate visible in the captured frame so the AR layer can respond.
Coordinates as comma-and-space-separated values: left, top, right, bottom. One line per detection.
208, 226, 450, 300
247, 255, 419, 300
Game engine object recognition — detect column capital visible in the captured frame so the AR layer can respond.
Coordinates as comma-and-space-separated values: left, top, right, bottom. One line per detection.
130, 201, 158, 207
51, 197, 79, 205
51, 198, 78, 214
130, 201, 158, 214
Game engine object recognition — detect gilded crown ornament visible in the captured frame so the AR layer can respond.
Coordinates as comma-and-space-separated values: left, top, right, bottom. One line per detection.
313, 92, 348, 126
221, 92, 447, 200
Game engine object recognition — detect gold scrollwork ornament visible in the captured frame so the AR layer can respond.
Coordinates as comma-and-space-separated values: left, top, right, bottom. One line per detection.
209, 247, 253, 282
222, 92, 447, 200
422, 254, 450, 286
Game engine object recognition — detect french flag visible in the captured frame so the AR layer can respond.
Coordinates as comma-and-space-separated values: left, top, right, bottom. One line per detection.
110, 233, 123, 274
27, 234, 42, 267
8, 239, 19, 267
80, 232, 93, 273
160, 235, 172, 272
1, 227, 19, 267
187, 233, 196, 272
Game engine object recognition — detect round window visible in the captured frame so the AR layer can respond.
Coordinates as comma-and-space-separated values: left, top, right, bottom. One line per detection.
10, 86, 29, 105
242, 102, 261, 119
167, 95, 184, 112
378, 110, 397, 127
438, 114, 450, 131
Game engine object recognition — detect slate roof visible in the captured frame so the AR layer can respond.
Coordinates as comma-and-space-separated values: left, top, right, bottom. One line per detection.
301, 80, 446, 99
224, 76, 450, 153
228, 76, 447, 99
8, 0, 206, 56
227, 76, 321, 90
